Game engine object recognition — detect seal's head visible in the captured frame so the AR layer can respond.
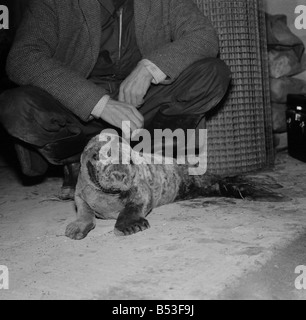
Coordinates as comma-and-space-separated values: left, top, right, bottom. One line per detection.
82, 132, 137, 195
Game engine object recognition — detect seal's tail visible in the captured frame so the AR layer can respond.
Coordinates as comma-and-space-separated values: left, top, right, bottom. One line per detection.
217, 175, 290, 202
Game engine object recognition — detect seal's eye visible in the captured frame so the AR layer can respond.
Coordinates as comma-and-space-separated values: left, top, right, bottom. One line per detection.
86, 161, 101, 189
92, 152, 99, 161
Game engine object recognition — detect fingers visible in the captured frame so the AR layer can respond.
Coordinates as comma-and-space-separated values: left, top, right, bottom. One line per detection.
119, 82, 145, 107
117, 96, 144, 128
116, 104, 144, 138
122, 120, 135, 138
125, 113, 142, 132
100, 99, 144, 139
131, 87, 145, 107
123, 106, 144, 133
129, 105, 144, 125
118, 84, 125, 103
119, 64, 153, 107
121, 114, 141, 139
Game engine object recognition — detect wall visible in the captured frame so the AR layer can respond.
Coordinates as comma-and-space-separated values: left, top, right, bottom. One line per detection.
264, 0, 306, 80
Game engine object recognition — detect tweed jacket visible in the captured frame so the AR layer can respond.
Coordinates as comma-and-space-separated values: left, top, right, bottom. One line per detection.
6, 0, 219, 121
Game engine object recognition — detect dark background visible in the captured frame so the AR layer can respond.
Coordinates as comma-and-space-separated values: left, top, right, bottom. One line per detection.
0, 0, 29, 170
2, 0, 28, 34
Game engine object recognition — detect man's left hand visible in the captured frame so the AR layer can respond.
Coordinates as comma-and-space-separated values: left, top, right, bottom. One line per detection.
119, 63, 153, 107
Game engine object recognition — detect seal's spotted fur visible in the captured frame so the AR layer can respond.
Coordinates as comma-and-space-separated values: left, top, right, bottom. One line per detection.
65, 133, 287, 240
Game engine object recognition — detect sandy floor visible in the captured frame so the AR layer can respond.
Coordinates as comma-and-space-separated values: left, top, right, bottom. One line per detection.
0, 149, 306, 300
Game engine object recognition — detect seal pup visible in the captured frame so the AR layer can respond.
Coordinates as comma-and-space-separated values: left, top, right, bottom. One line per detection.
65, 132, 288, 240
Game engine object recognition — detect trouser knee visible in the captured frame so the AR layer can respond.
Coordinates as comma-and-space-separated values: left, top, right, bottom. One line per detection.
163, 58, 231, 116
0, 86, 34, 136
0, 86, 106, 166
0, 86, 80, 148
0, 86, 57, 145
186, 58, 231, 102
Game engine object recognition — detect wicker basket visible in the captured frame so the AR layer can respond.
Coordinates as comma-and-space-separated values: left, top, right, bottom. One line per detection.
193, 0, 274, 175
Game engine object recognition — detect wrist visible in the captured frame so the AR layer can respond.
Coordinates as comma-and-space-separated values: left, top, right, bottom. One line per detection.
139, 59, 167, 84
142, 64, 154, 81
91, 95, 110, 119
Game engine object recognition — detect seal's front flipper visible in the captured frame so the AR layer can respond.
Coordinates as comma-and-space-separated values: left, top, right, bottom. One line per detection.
65, 195, 96, 240
114, 203, 150, 236
218, 176, 291, 202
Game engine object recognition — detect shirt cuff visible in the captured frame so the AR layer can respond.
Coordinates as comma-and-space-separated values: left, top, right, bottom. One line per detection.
91, 95, 111, 119
140, 59, 167, 84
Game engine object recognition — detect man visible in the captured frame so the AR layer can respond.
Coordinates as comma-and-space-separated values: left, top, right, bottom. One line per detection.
0, 0, 231, 199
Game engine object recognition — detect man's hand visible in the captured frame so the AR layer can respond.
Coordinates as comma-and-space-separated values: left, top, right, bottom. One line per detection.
100, 98, 144, 136
119, 63, 153, 107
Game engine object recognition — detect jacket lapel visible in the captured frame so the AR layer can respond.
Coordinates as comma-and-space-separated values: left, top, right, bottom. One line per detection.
134, 0, 151, 54
96, 0, 115, 14
78, 0, 103, 68
78, 0, 152, 60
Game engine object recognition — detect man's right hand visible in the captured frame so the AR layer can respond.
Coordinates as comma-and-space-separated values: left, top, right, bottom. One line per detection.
100, 98, 144, 136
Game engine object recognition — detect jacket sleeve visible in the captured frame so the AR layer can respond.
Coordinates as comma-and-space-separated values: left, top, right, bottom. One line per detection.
6, 0, 106, 122
144, 0, 219, 83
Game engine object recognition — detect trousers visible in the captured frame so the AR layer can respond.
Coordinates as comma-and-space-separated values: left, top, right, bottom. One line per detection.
0, 58, 230, 174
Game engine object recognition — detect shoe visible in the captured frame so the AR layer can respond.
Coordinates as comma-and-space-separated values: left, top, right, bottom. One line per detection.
60, 163, 80, 200
14, 142, 49, 177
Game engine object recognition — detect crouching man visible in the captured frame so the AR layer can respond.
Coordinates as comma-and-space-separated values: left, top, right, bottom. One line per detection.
0, 0, 231, 199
